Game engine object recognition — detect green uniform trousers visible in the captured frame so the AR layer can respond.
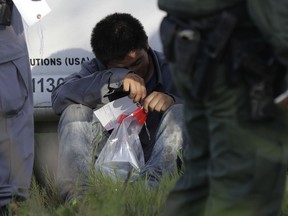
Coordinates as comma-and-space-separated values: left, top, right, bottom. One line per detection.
163, 60, 288, 216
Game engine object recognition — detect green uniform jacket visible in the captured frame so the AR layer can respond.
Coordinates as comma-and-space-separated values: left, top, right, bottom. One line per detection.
158, 0, 288, 66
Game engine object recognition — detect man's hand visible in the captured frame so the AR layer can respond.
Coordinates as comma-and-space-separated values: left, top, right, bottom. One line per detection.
123, 73, 147, 103
143, 91, 175, 113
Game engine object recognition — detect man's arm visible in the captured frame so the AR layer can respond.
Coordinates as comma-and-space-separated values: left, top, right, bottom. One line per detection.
141, 50, 181, 113
51, 59, 131, 115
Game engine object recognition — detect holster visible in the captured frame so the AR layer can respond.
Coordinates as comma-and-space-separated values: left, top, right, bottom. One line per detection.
229, 37, 286, 121
0, 0, 13, 26
160, 13, 236, 99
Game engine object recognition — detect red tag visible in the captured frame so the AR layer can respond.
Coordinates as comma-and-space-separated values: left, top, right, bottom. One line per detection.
117, 107, 147, 125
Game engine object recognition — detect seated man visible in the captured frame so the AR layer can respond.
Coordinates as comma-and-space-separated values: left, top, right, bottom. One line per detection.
51, 13, 184, 201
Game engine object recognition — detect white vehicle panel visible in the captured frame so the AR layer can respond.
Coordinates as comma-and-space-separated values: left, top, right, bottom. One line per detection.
25, 0, 165, 108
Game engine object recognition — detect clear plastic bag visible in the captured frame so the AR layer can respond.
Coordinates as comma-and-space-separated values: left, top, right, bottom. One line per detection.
95, 107, 147, 182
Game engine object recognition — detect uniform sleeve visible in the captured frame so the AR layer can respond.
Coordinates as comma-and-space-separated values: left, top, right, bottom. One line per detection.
51, 59, 130, 115
247, 0, 288, 66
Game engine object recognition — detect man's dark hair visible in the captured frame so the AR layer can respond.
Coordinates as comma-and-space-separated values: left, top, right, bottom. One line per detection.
90, 13, 148, 65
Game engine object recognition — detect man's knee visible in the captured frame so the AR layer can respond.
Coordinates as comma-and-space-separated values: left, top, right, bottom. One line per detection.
60, 104, 93, 125
163, 104, 184, 124
159, 104, 184, 147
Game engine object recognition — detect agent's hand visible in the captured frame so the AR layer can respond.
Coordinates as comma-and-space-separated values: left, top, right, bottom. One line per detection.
123, 73, 147, 103
143, 91, 175, 113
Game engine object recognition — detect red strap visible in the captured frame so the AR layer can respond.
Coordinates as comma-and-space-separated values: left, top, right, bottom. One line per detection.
132, 107, 147, 125
117, 107, 147, 125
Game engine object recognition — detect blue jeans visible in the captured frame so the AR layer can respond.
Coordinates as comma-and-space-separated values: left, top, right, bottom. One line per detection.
57, 104, 183, 199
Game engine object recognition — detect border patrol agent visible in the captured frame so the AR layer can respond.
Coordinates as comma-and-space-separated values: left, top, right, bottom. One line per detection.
0, 0, 34, 211
158, 0, 288, 215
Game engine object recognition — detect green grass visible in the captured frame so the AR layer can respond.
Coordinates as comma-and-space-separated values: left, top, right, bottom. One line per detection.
13, 170, 178, 216
8, 171, 288, 216
281, 177, 288, 216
